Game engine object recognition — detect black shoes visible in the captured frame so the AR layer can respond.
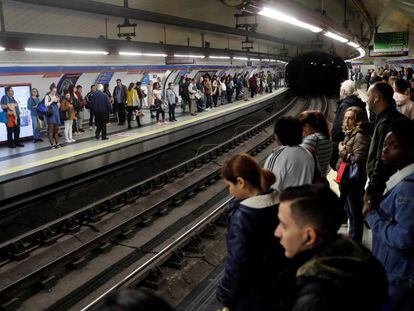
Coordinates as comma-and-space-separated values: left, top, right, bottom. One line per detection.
8, 144, 16, 148
15, 143, 24, 147
102, 137, 109, 140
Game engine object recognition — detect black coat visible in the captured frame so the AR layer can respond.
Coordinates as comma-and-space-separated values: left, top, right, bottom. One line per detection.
273, 235, 388, 311
216, 191, 288, 311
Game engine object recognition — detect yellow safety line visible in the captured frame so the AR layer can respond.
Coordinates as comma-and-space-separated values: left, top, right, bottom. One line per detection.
0, 90, 286, 177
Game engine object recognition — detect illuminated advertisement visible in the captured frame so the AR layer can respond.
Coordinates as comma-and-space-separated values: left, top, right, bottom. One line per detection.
0, 85, 33, 142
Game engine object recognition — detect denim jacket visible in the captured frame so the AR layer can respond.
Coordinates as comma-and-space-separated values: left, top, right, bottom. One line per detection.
366, 164, 414, 284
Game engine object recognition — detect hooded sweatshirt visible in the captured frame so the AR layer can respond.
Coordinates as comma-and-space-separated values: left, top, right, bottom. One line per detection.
393, 92, 414, 119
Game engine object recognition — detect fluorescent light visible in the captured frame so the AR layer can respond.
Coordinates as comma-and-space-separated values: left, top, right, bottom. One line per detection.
0, 47, 5, 51
25, 47, 108, 55
259, 7, 322, 33
270, 59, 276, 62
324, 31, 348, 43
209, 55, 230, 59
119, 51, 167, 57
250, 58, 260, 61
347, 41, 360, 48
174, 54, 205, 58
233, 57, 248, 60
261, 58, 270, 61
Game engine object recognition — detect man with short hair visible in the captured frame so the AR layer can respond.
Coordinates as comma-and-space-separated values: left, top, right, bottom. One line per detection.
188, 78, 197, 116
85, 84, 97, 130
392, 78, 414, 119
273, 184, 388, 311
91, 84, 111, 140
364, 82, 407, 210
113, 79, 127, 125
1, 86, 24, 148
264, 117, 314, 191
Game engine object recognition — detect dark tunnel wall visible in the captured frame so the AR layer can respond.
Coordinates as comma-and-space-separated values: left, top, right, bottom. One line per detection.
286, 51, 348, 97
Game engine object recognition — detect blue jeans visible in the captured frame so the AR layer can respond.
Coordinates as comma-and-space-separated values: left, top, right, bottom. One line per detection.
31, 114, 41, 140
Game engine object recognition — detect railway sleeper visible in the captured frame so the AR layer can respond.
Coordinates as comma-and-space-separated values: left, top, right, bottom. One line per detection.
9, 241, 30, 261
95, 241, 113, 253
183, 236, 203, 254
141, 267, 165, 290
38, 228, 58, 246
164, 250, 187, 270
200, 224, 218, 239
0, 297, 20, 311
37, 274, 58, 290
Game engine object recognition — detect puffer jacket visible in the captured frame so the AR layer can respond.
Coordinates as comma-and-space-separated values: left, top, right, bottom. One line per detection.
336, 128, 370, 177
273, 235, 389, 311
60, 98, 76, 120
216, 191, 288, 311
394, 92, 414, 119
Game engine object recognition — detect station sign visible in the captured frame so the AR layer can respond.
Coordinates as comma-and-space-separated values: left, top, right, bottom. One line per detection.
374, 31, 409, 53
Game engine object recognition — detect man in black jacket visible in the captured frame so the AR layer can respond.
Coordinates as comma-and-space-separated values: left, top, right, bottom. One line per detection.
91, 84, 111, 140
364, 82, 407, 211
113, 79, 127, 125
330, 80, 367, 169
273, 185, 388, 311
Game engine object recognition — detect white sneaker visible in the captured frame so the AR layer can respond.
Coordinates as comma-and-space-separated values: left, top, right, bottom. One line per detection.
89, 126, 93, 130
65, 139, 71, 143
70, 138, 76, 142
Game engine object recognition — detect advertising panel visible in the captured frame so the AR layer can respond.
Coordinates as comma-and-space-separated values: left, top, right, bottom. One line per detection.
0, 84, 33, 142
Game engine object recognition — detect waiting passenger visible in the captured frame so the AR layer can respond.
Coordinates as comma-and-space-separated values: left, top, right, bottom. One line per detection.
126, 82, 141, 129
393, 78, 414, 119
336, 106, 370, 242
249, 74, 257, 98
273, 184, 388, 311
364, 82, 407, 210
153, 82, 166, 123
220, 77, 227, 104
75, 85, 86, 132
113, 79, 127, 125
166, 82, 177, 122
27, 87, 43, 143
330, 79, 366, 169
91, 84, 111, 140
217, 153, 288, 311
364, 119, 414, 311
188, 78, 197, 116
212, 75, 219, 107
146, 80, 155, 119
298, 110, 332, 180
85, 85, 97, 130
103, 83, 113, 125
98, 288, 173, 311
44, 87, 61, 149
264, 117, 314, 192
60, 91, 77, 143
203, 76, 213, 110
1, 86, 24, 148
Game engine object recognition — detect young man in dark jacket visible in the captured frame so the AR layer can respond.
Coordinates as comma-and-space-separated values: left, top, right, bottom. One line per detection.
330, 80, 366, 169
113, 79, 127, 125
364, 82, 407, 210
91, 84, 111, 140
273, 185, 388, 311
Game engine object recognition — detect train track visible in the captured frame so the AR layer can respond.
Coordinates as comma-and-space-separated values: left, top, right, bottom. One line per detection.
0, 96, 327, 311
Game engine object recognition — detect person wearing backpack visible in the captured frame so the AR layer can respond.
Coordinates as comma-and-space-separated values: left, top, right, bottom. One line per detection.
27, 87, 43, 143
60, 91, 77, 143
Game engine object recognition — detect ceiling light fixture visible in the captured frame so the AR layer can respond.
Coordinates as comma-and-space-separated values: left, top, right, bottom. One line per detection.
347, 41, 360, 48
250, 58, 260, 61
209, 55, 231, 59
324, 31, 348, 43
119, 52, 167, 57
233, 57, 248, 60
0, 47, 5, 51
25, 47, 108, 55
259, 7, 322, 33
174, 54, 205, 58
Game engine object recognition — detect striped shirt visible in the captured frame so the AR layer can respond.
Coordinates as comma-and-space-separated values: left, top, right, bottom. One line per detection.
264, 145, 315, 192
301, 133, 333, 177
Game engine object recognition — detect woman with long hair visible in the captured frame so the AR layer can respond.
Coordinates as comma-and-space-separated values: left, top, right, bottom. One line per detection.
337, 106, 370, 242
126, 82, 141, 129
299, 110, 333, 180
44, 86, 61, 149
217, 153, 288, 311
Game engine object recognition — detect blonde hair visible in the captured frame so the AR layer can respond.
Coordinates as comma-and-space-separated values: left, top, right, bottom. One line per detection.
342, 106, 368, 132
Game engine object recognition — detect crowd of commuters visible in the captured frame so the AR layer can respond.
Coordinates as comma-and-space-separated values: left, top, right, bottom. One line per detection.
1, 71, 283, 149
215, 78, 413, 310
